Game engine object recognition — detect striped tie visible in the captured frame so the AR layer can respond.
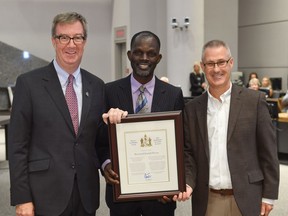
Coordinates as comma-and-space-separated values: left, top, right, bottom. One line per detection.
65, 75, 79, 135
135, 85, 148, 113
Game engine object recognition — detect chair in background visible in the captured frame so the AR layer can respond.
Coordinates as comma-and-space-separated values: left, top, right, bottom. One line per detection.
0, 87, 12, 114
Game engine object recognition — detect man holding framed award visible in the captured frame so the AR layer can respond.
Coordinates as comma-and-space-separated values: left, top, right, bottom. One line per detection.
102, 31, 191, 216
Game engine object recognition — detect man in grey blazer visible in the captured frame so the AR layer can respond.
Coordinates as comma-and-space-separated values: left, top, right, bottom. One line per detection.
8, 12, 109, 216
179, 40, 279, 216
102, 31, 186, 216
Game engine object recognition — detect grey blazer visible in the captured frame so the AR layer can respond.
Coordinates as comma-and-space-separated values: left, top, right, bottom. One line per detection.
184, 84, 279, 216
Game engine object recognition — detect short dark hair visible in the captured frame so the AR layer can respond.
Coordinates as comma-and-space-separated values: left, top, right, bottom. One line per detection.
130, 31, 161, 50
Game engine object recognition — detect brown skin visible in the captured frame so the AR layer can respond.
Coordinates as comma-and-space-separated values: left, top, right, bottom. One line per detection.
127, 36, 162, 84
103, 35, 185, 203
104, 36, 162, 184
104, 35, 163, 185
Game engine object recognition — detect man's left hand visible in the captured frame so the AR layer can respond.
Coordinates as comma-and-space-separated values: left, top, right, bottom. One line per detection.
172, 184, 193, 202
261, 202, 274, 216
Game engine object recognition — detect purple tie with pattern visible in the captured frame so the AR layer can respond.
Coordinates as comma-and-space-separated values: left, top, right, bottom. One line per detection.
65, 75, 79, 135
135, 85, 148, 113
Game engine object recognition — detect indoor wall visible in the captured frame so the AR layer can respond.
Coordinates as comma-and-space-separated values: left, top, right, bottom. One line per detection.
239, 0, 288, 92
0, 0, 113, 82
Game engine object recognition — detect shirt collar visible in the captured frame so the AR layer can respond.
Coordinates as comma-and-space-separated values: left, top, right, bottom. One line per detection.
53, 59, 81, 87
131, 74, 155, 96
207, 82, 232, 103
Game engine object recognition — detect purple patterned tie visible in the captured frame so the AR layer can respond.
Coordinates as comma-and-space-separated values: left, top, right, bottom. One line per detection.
135, 85, 148, 113
65, 75, 79, 135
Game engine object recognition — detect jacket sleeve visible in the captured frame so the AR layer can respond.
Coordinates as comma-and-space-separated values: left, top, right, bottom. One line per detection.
8, 75, 33, 205
256, 93, 279, 199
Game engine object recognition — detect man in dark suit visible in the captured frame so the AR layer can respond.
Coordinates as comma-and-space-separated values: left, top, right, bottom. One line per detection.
8, 12, 108, 216
102, 31, 186, 216
180, 40, 279, 216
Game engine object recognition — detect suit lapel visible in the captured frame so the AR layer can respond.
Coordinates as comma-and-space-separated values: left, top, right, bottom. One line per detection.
117, 76, 134, 113
42, 63, 75, 134
227, 85, 242, 143
151, 78, 166, 112
78, 70, 92, 136
196, 93, 210, 160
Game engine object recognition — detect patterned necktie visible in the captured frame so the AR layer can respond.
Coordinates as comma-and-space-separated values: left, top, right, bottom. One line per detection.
65, 75, 79, 135
135, 85, 148, 113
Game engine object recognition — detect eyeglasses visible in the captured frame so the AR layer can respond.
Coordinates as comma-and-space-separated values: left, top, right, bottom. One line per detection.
203, 57, 231, 69
54, 34, 85, 45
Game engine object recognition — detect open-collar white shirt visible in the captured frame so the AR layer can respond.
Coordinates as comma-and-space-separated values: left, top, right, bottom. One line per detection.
207, 83, 232, 190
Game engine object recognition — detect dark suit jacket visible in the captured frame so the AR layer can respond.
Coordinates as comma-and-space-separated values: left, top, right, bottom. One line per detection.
184, 84, 279, 216
8, 62, 109, 216
105, 74, 185, 214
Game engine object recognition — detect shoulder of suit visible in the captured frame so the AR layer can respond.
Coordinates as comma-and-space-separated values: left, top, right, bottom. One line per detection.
17, 64, 51, 81
105, 76, 130, 88
232, 84, 263, 98
159, 80, 182, 92
80, 68, 104, 84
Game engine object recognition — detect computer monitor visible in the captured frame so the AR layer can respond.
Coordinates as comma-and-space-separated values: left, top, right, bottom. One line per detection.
270, 77, 282, 90
266, 99, 279, 119
259, 88, 270, 97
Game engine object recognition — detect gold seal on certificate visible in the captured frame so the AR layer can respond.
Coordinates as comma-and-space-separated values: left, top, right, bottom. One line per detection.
108, 111, 185, 202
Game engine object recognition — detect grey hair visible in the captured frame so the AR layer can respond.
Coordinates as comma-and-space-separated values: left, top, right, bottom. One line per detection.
201, 40, 231, 61
51, 12, 88, 39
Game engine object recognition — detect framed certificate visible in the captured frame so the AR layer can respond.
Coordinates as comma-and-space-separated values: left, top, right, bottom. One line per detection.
108, 110, 185, 202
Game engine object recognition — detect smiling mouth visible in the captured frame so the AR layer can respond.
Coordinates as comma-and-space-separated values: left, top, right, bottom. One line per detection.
138, 63, 149, 70
66, 51, 76, 55
213, 73, 223, 79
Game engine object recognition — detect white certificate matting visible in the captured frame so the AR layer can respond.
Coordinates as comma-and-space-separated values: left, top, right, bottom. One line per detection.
116, 119, 178, 194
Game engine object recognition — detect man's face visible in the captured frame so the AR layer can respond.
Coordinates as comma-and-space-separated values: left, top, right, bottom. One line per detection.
201, 46, 233, 90
127, 36, 162, 80
52, 21, 86, 73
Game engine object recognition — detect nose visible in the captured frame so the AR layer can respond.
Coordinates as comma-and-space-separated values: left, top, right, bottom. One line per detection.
67, 38, 76, 46
213, 63, 221, 70
140, 53, 148, 60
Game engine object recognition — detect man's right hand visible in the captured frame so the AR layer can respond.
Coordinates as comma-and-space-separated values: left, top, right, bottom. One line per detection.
102, 108, 128, 124
16, 202, 34, 216
104, 163, 120, 185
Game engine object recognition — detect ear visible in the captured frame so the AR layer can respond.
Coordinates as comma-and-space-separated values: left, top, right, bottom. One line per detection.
230, 57, 234, 67
127, 50, 132, 61
229, 57, 234, 68
156, 54, 162, 63
200, 62, 205, 71
51, 37, 56, 49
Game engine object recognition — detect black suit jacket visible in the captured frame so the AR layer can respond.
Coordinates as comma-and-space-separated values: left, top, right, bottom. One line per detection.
105, 74, 185, 214
8, 62, 109, 215
184, 84, 279, 216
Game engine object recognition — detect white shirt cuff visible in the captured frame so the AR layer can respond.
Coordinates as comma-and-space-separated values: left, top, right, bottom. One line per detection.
262, 198, 275, 205
101, 159, 111, 171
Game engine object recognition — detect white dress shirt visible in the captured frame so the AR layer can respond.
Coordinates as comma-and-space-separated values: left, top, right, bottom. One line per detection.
207, 84, 232, 189
206, 83, 274, 205
53, 59, 82, 124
